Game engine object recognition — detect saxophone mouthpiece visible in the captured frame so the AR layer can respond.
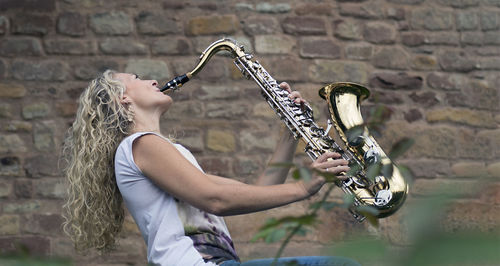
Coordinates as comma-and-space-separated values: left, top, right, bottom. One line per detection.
160, 74, 191, 92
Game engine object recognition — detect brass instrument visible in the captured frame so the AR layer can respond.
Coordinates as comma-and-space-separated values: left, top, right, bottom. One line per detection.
161, 38, 408, 222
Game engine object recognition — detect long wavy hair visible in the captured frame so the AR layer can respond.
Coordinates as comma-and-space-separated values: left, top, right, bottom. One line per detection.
62, 70, 132, 252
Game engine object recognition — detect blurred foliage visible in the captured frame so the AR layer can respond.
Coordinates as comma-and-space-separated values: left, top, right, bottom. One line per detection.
253, 102, 499, 265
0, 245, 71, 266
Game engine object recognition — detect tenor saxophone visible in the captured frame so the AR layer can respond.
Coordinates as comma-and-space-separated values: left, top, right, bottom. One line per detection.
160, 38, 408, 222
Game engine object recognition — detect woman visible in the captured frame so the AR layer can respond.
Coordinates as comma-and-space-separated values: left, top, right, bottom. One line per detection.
63, 70, 358, 266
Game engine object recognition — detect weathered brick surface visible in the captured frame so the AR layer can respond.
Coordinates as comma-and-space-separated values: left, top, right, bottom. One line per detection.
1, 1, 499, 264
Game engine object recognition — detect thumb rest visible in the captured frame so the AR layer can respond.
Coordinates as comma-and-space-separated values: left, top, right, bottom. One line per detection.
161, 38, 409, 222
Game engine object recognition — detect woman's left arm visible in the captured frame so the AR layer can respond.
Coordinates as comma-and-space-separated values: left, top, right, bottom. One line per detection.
255, 82, 305, 186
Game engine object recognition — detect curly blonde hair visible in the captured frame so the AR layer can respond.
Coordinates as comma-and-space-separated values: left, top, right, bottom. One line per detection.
62, 70, 132, 252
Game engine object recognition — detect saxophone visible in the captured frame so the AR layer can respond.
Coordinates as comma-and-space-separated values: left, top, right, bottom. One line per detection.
161, 38, 408, 222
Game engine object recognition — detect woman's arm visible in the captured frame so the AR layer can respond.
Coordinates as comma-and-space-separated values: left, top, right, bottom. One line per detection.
133, 134, 325, 216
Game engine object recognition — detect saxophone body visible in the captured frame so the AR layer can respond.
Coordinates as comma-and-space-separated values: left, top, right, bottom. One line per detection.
161, 38, 408, 222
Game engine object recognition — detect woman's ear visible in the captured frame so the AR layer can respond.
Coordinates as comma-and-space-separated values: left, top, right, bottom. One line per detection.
120, 94, 130, 105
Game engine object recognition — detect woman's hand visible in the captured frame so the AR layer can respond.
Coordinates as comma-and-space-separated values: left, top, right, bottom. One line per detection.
279, 82, 306, 106
298, 152, 350, 197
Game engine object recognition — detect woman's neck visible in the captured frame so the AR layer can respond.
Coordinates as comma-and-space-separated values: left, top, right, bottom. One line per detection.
131, 111, 162, 134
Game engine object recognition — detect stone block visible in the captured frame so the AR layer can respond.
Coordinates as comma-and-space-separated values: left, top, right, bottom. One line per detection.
254, 35, 296, 54
233, 156, 263, 177
404, 108, 423, 123
295, 3, 334, 16
372, 47, 409, 70
0, 103, 11, 118
480, 11, 498, 31
425, 32, 460, 45
444, 202, 498, 233
256, 2, 291, 13
163, 101, 203, 120
136, 11, 181, 35
409, 91, 439, 107
0, 180, 12, 198
282, 17, 326, 35
195, 58, 229, 81
198, 157, 233, 176
205, 102, 249, 120
411, 55, 438, 71
456, 11, 478, 31
14, 179, 32, 198
451, 162, 488, 178
195, 85, 240, 100
0, 0, 55, 12
0, 156, 22, 176
99, 38, 148, 55
57, 12, 86, 36
22, 213, 64, 235
0, 134, 27, 153
0, 83, 26, 98
334, 19, 363, 40
460, 32, 483, 46
487, 162, 500, 178
411, 179, 479, 198
56, 101, 78, 117
44, 39, 95, 55
11, 14, 53, 35
89, 11, 132, 35
152, 37, 192, 55
369, 72, 423, 90
0, 16, 8, 35
72, 59, 119, 80
240, 131, 277, 152
33, 121, 56, 151
483, 32, 500, 44
0, 59, 4, 79
12, 60, 70, 81
345, 43, 373, 60
387, 0, 424, 4
206, 130, 236, 152
243, 16, 279, 36
22, 102, 50, 119
363, 22, 397, 44
426, 108, 497, 128
0, 236, 50, 255
186, 15, 238, 35
0, 37, 43, 57
401, 32, 425, 47
387, 6, 406, 20
437, 0, 479, 8
408, 126, 458, 159
399, 159, 451, 178
173, 129, 204, 153
410, 8, 453, 31
456, 128, 495, 160
309, 60, 369, 84
368, 90, 404, 104
438, 50, 477, 72
339, 2, 384, 19
259, 57, 308, 82
0, 215, 20, 235
253, 101, 276, 119
33, 178, 65, 199
427, 72, 465, 91
299, 37, 341, 59
125, 59, 170, 81
2, 200, 42, 213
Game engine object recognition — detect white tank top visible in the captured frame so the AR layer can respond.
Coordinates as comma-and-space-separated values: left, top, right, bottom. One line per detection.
114, 132, 239, 265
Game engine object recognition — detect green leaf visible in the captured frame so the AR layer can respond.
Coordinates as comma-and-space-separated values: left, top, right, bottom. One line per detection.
381, 163, 393, 179
397, 164, 414, 183
299, 167, 312, 181
346, 163, 361, 176
266, 228, 287, 243
388, 137, 415, 160
365, 162, 381, 181
342, 194, 355, 208
269, 162, 296, 168
292, 169, 301, 180
345, 125, 365, 146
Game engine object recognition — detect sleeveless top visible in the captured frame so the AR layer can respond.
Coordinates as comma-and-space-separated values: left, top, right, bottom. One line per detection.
114, 132, 240, 265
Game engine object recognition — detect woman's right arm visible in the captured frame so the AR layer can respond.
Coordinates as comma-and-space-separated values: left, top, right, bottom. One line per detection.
132, 134, 326, 216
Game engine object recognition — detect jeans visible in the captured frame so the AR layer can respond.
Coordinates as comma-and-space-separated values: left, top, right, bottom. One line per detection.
220, 256, 361, 266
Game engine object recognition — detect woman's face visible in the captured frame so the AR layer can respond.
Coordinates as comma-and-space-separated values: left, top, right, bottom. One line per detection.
115, 73, 173, 113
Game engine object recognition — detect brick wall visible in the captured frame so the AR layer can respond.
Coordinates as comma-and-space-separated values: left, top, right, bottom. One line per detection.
0, 0, 499, 265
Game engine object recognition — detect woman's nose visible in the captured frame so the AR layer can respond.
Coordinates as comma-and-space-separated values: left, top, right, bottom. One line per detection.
152, 80, 158, 86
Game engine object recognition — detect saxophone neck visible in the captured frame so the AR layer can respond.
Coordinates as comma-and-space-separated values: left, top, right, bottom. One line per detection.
161, 38, 244, 92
